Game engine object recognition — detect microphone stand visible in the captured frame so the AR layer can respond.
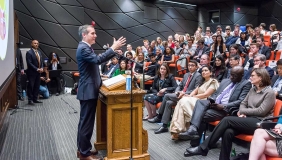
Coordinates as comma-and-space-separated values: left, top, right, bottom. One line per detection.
114, 53, 142, 160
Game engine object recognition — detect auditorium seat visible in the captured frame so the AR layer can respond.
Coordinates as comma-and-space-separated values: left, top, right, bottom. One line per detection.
269, 51, 275, 60
264, 35, 271, 47
275, 51, 281, 60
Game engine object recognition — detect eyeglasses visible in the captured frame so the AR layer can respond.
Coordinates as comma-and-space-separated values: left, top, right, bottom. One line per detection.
188, 64, 196, 67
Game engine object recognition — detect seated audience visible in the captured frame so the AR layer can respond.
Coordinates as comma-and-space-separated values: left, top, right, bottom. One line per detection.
257, 36, 271, 60
125, 52, 134, 70
142, 39, 150, 57
167, 35, 175, 48
252, 27, 263, 42
259, 23, 267, 35
244, 54, 274, 80
193, 39, 209, 62
227, 54, 240, 78
179, 66, 251, 146
185, 68, 275, 160
112, 59, 127, 77
169, 65, 219, 138
204, 30, 213, 47
235, 32, 250, 54
211, 35, 226, 58
225, 28, 239, 49
212, 55, 228, 82
160, 47, 175, 64
224, 26, 233, 40
132, 52, 144, 74
139, 54, 160, 88
39, 67, 50, 99
143, 64, 177, 120
174, 40, 182, 56
271, 59, 282, 101
194, 30, 202, 44
183, 38, 196, 57
225, 44, 242, 67
248, 116, 282, 160
148, 60, 201, 130
124, 44, 136, 58
48, 52, 62, 96
268, 24, 278, 36
198, 54, 210, 72
155, 47, 163, 63
243, 43, 259, 71
179, 35, 185, 44
101, 56, 119, 80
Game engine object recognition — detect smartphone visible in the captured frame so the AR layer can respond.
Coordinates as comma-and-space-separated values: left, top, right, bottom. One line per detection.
208, 97, 215, 104
176, 92, 180, 97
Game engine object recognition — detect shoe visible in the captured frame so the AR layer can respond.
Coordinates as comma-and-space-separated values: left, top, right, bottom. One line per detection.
56, 93, 59, 96
79, 154, 102, 160
28, 101, 34, 105
184, 146, 208, 157
178, 128, 199, 140
77, 150, 98, 158
171, 133, 179, 140
154, 126, 168, 134
148, 116, 161, 123
33, 100, 43, 103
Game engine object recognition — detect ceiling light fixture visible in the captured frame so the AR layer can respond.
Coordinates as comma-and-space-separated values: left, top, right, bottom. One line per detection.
158, 0, 196, 7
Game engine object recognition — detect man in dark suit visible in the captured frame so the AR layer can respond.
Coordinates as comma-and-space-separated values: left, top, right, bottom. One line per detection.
16, 43, 25, 101
257, 36, 271, 60
26, 40, 43, 105
76, 24, 125, 160
148, 60, 201, 134
243, 43, 259, 71
193, 39, 210, 62
178, 66, 252, 147
271, 59, 282, 101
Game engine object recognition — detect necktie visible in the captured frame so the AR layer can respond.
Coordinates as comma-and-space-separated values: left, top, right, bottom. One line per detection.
216, 83, 235, 104
273, 77, 282, 88
35, 50, 40, 68
182, 74, 193, 92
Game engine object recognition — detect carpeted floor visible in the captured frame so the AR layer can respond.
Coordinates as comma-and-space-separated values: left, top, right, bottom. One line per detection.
0, 94, 249, 160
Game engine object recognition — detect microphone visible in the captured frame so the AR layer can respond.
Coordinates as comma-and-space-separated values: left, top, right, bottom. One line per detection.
103, 45, 109, 50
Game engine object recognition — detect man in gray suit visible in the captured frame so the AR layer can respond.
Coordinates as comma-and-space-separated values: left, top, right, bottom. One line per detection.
178, 66, 252, 146
148, 60, 201, 134
76, 24, 126, 160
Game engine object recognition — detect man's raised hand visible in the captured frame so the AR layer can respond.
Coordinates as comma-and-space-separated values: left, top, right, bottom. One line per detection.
111, 36, 126, 51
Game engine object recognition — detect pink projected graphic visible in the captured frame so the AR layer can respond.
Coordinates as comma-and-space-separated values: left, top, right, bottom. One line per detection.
0, 0, 8, 60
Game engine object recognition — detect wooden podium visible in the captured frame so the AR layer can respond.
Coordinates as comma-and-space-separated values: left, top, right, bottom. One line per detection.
94, 83, 150, 160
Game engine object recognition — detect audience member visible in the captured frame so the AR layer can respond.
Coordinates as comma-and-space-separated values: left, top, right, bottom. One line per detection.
204, 30, 213, 47
235, 32, 250, 54
26, 40, 43, 105
139, 54, 160, 88
226, 54, 241, 78
249, 116, 282, 160
243, 43, 259, 71
225, 44, 242, 67
211, 35, 226, 57
212, 55, 228, 82
185, 68, 275, 160
48, 52, 62, 96
142, 39, 150, 57
155, 47, 163, 63
244, 54, 274, 80
252, 27, 263, 42
156, 37, 164, 52
184, 33, 190, 43
143, 64, 177, 120
160, 47, 175, 64
148, 60, 201, 133
224, 26, 233, 40
101, 56, 119, 80
125, 52, 134, 70
259, 23, 267, 35
112, 59, 127, 77
194, 30, 202, 44
271, 59, 282, 101
174, 40, 182, 56
16, 43, 25, 101
167, 35, 175, 48
179, 35, 185, 44
124, 44, 136, 58
257, 36, 271, 60
268, 24, 278, 36
150, 40, 156, 55
169, 65, 219, 138
193, 39, 209, 62
198, 54, 210, 70
225, 28, 239, 49
39, 67, 50, 99
132, 52, 144, 74
179, 66, 251, 146
184, 39, 196, 57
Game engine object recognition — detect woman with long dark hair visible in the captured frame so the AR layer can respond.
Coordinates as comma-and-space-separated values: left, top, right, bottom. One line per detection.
211, 35, 226, 57
212, 55, 228, 82
160, 47, 175, 64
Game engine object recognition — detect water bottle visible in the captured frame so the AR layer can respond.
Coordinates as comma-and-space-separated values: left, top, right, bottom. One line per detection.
126, 75, 131, 91
200, 132, 205, 144
22, 90, 26, 100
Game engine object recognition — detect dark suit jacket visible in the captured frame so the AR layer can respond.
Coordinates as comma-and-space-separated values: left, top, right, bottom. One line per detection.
48, 63, 62, 70
209, 78, 252, 114
244, 66, 274, 80
194, 46, 210, 58
76, 42, 115, 100
26, 48, 43, 75
243, 56, 254, 69
151, 74, 178, 93
271, 75, 282, 101
16, 47, 24, 71
175, 72, 201, 94
260, 45, 271, 60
